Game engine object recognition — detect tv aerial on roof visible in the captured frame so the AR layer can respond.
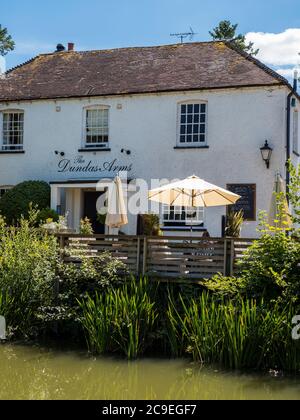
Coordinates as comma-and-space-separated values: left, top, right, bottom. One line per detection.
170, 27, 197, 44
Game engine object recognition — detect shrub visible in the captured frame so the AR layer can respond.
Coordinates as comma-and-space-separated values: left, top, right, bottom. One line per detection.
141, 214, 162, 236
0, 214, 59, 336
225, 210, 244, 237
0, 181, 50, 224
203, 210, 300, 301
36, 208, 59, 225
80, 217, 94, 235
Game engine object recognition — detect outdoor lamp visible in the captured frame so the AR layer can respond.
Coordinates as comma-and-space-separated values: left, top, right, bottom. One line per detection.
260, 140, 273, 169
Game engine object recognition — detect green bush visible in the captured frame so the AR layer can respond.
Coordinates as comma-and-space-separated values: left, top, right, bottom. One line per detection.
237, 230, 300, 300
0, 214, 58, 336
203, 211, 300, 301
0, 181, 50, 224
36, 208, 59, 225
80, 217, 94, 235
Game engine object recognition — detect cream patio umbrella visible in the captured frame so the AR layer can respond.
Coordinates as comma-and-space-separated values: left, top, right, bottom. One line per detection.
148, 175, 241, 234
105, 176, 128, 231
148, 175, 241, 208
268, 174, 292, 229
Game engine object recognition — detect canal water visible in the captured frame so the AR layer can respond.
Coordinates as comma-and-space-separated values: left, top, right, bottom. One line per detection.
0, 344, 300, 400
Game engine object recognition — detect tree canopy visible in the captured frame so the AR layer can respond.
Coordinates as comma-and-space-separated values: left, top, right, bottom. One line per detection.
0, 25, 15, 56
209, 20, 259, 56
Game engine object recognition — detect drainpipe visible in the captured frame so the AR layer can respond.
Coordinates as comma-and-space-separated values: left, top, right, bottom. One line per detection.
286, 71, 298, 199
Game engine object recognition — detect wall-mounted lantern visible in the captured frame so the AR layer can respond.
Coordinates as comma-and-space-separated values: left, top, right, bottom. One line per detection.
260, 140, 273, 169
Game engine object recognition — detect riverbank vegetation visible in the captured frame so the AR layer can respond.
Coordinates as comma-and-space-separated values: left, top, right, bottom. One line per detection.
0, 163, 299, 372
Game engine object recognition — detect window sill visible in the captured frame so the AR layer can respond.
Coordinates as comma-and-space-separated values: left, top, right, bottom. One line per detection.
174, 145, 209, 150
78, 148, 111, 152
0, 150, 25, 154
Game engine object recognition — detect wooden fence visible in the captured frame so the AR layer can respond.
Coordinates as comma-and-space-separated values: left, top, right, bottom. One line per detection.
57, 234, 254, 281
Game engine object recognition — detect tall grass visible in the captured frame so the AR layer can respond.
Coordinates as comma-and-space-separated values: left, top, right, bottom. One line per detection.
79, 281, 300, 370
78, 277, 158, 359
167, 292, 300, 371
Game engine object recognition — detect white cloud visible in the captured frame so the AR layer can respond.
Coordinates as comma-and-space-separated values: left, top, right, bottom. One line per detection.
245, 28, 300, 67
275, 68, 295, 78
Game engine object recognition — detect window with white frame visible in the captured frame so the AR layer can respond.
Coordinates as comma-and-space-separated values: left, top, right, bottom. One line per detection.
178, 102, 207, 146
84, 107, 109, 148
1, 111, 24, 151
293, 110, 299, 155
163, 205, 204, 227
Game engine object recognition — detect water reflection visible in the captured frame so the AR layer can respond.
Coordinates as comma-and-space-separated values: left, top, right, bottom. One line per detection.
0, 344, 300, 400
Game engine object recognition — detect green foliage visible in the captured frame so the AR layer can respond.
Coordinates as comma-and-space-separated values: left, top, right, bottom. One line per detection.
204, 210, 300, 301
209, 20, 259, 55
237, 229, 300, 301
0, 24, 15, 56
0, 181, 50, 224
141, 214, 162, 236
167, 292, 300, 371
78, 277, 158, 359
0, 212, 59, 336
80, 217, 94, 235
287, 160, 300, 226
36, 208, 59, 225
225, 209, 244, 237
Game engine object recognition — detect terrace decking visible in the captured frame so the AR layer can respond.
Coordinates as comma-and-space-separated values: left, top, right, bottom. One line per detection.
57, 234, 253, 281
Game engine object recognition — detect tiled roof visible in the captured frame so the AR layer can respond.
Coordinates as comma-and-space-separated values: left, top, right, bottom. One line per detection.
0, 41, 291, 102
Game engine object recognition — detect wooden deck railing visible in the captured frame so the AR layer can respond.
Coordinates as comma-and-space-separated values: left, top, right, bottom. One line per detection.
56, 234, 254, 281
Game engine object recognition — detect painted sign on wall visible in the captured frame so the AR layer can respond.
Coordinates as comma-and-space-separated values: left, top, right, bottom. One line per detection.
57, 156, 133, 175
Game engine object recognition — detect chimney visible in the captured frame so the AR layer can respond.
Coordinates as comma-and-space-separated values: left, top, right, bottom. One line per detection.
68, 43, 75, 52
56, 44, 66, 52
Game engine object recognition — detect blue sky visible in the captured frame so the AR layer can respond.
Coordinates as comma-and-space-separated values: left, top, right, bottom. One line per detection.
2, 0, 300, 79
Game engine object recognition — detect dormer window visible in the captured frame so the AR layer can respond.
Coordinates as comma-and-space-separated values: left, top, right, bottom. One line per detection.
1, 110, 24, 151
84, 106, 109, 149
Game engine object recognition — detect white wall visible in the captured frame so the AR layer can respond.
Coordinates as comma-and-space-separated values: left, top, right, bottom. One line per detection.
0, 86, 290, 237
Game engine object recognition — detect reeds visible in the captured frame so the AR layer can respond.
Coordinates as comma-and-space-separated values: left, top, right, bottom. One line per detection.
167, 292, 300, 371
79, 279, 300, 370
78, 277, 158, 359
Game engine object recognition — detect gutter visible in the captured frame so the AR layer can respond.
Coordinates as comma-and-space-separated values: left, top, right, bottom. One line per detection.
286, 71, 298, 198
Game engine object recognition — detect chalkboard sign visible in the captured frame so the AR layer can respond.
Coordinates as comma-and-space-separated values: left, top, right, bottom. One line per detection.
227, 184, 256, 221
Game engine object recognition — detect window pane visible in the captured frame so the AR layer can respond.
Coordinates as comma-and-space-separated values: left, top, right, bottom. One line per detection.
194, 104, 200, 113
194, 114, 199, 123
187, 115, 193, 124
187, 125, 192, 134
181, 104, 186, 114
187, 104, 193, 113
201, 104, 206, 113
193, 124, 199, 134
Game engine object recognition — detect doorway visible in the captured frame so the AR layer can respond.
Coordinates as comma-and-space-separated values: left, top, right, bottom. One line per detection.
83, 191, 105, 234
